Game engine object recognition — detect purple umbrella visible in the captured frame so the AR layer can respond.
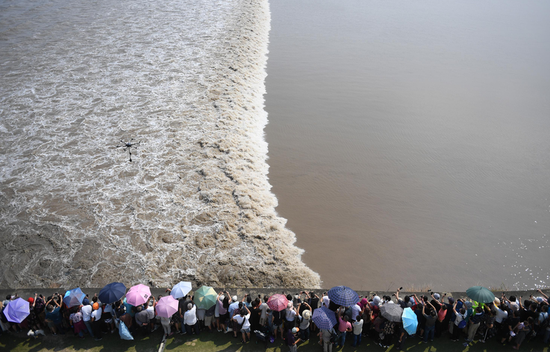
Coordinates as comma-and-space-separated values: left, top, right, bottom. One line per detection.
312, 306, 337, 330
126, 284, 152, 306
4, 298, 30, 323
155, 296, 179, 318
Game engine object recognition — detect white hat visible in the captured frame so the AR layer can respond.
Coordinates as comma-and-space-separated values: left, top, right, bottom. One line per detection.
232, 295, 238, 302
302, 310, 311, 320
292, 327, 299, 333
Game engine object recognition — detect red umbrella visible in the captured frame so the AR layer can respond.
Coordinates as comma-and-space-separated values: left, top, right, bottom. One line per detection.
267, 294, 288, 312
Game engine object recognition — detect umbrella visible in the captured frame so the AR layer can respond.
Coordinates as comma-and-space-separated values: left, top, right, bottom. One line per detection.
63, 287, 86, 308
126, 284, 152, 306
4, 298, 30, 323
99, 282, 126, 304
380, 303, 403, 322
267, 294, 288, 312
311, 306, 338, 330
170, 281, 192, 299
327, 286, 359, 306
466, 286, 495, 303
402, 307, 418, 335
156, 296, 179, 318
194, 286, 217, 310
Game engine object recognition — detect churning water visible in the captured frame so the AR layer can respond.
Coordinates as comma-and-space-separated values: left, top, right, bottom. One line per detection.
0, 0, 320, 289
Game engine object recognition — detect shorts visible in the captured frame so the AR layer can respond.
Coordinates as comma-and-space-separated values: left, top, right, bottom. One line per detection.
205, 315, 213, 327
241, 328, 250, 333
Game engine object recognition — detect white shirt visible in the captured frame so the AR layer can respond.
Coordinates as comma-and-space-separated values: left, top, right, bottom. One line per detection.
260, 302, 268, 319
91, 308, 102, 322
285, 308, 296, 322
81, 305, 92, 322
494, 307, 508, 324
184, 305, 197, 325
351, 304, 361, 321
353, 319, 363, 335
233, 314, 250, 330
146, 306, 155, 320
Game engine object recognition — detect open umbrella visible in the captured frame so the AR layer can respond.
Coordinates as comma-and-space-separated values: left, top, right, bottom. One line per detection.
99, 282, 126, 304
327, 286, 359, 306
63, 287, 86, 308
156, 296, 179, 318
194, 286, 217, 310
402, 307, 418, 335
380, 303, 403, 322
466, 286, 495, 303
170, 281, 192, 299
312, 306, 338, 330
126, 284, 151, 306
4, 298, 30, 323
267, 294, 288, 312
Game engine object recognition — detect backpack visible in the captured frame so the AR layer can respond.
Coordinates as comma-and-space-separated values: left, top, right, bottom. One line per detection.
383, 321, 395, 335
329, 328, 339, 343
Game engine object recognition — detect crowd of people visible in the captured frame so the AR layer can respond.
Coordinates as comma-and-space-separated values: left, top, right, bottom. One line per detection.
1, 287, 549, 351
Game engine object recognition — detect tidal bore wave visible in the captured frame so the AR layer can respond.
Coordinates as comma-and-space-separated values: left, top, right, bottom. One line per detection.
0, 0, 321, 289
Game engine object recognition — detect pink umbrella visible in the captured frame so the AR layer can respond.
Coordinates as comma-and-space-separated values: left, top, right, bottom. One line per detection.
155, 296, 179, 318
126, 284, 152, 306
267, 294, 289, 312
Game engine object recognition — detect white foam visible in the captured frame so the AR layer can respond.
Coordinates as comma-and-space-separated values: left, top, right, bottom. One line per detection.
0, 0, 320, 289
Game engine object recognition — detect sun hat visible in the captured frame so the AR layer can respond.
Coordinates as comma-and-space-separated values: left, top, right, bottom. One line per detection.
433, 293, 441, 300
493, 298, 501, 305
302, 310, 311, 320
232, 295, 238, 302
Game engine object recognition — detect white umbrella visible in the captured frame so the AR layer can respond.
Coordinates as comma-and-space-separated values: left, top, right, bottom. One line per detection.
170, 281, 192, 299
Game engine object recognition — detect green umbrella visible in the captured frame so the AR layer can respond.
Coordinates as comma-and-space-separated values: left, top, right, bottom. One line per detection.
466, 286, 495, 303
193, 285, 217, 310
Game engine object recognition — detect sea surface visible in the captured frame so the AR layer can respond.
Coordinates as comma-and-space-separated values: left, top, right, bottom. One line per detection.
265, 0, 550, 291
0, 0, 320, 289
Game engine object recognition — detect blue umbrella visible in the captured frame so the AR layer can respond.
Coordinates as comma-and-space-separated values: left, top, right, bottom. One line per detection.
99, 282, 127, 304
63, 287, 86, 308
402, 307, 418, 335
311, 306, 337, 330
170, 281, 192, 299
327, 286, 359, 306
